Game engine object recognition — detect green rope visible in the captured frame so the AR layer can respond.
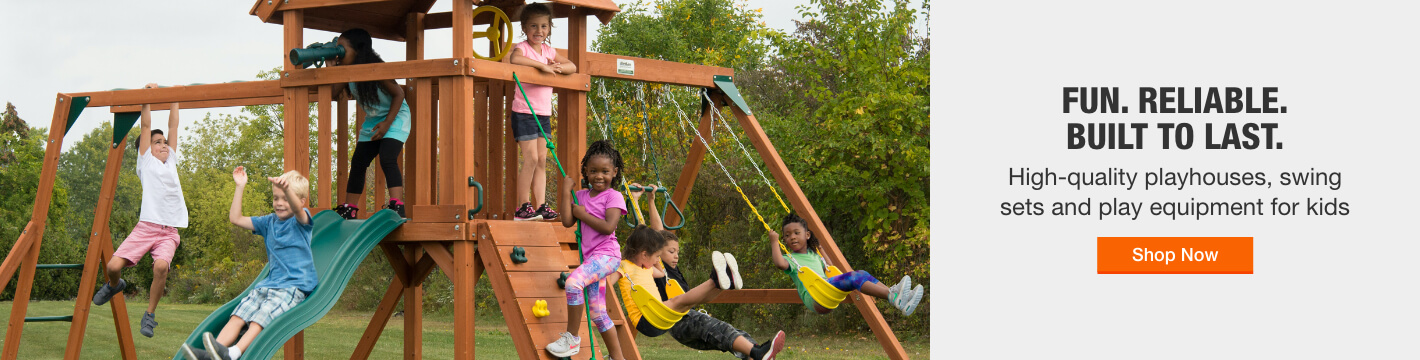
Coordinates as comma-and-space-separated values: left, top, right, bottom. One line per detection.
512, 73, 595, 360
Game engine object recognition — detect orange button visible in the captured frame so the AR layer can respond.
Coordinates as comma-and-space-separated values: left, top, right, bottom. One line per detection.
1097, 237, 1253, 274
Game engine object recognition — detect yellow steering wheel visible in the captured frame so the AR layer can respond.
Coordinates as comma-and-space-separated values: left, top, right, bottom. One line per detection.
471, 5, 514, 61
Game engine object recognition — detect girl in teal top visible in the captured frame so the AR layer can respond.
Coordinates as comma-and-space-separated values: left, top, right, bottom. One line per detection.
328, 28, 411, 218
769, 213, 924, 316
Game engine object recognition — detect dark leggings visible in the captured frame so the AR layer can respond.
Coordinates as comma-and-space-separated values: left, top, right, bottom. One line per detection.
346, 138, 404, 194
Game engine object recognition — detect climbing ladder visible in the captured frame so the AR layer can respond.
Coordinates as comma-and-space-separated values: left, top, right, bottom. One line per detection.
476, 221, 641, 360
0, 95, 138, 360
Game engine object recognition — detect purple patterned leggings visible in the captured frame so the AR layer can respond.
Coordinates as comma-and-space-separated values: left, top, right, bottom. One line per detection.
565, 254, 620, 332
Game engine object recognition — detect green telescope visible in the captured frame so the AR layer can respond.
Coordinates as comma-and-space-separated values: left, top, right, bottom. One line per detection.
289, 37, 344, 69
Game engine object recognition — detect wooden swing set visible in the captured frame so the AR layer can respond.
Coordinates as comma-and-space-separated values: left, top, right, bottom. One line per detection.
0, 0, 911, 359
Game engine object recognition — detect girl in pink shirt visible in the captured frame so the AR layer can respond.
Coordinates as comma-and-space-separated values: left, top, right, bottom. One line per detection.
546, 140, 625, 359
509, 2, 577, 221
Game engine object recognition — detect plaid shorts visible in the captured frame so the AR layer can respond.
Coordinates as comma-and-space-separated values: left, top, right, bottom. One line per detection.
233, 287, 305, 328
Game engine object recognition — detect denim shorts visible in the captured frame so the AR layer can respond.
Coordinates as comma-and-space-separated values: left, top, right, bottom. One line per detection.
510, 112, 552, 142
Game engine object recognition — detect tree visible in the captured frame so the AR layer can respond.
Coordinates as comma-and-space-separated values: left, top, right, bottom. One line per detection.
0, 102, 81, 300
746, 0, 930, 323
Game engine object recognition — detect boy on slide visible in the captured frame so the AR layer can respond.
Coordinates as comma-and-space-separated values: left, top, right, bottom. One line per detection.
181, 167, 315, 360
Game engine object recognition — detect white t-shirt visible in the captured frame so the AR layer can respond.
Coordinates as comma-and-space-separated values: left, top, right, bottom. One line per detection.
136, 148, 188, 228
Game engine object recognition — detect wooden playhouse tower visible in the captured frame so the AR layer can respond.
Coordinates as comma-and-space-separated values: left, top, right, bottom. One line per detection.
0, 0, 910, 359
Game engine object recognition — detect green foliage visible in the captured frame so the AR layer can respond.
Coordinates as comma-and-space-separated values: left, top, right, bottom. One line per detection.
747, 0, 930, 325
0, 103, 81, 301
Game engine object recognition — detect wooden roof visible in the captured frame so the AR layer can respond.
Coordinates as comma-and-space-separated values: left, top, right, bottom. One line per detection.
250, 0, 620, 42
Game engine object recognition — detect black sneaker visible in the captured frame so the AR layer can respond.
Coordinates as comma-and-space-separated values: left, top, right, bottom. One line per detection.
180, 343, 212, 360
203, 332, 231, 360
333, 203, 358, 220
514, 202, 541, 221
750, 330, 786, 360
383, 199, 406, 218
536, 203, 559, 220
93, 278, 126, 305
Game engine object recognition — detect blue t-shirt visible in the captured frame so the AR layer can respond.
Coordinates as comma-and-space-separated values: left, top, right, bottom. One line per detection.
348, 82, 411, 143
251, 209, 317, 294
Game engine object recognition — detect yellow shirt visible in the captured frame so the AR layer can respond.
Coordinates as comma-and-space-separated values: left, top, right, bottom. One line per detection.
616, 259, 658, 326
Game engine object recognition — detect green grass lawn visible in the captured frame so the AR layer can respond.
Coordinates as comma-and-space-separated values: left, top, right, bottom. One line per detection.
0, 300, 928, 359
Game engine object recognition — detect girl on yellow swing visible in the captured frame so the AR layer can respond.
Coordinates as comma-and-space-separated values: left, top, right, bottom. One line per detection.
769, 213, 923, 315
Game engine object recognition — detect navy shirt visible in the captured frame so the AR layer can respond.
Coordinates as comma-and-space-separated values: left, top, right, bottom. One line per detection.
251, 209, 317, 294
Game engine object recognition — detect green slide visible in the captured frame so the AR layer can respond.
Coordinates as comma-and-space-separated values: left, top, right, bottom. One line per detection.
173, 209, 405, 360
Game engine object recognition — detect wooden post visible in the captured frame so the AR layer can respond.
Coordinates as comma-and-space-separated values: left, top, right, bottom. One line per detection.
280, 10, 307, 359
337, 98, 350, 204
667, 99, 714, 229
565, 9, 590, 205
412, 79, 434, 206
65, 133, 138, 360
403, 245, 424, 359
405, 14, 425, 208
1, 94, 73, 360
721, 99, 908, 359
2, 224, 44, 360
474, 82, 495, 219
452, 241, 477, 359
318, 86, 333, 208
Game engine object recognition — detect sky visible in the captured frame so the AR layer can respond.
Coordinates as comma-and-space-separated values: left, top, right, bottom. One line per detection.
0, 0, 927, 151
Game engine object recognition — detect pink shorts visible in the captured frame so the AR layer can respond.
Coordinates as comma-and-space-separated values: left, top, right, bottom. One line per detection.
113, 221, 181, 266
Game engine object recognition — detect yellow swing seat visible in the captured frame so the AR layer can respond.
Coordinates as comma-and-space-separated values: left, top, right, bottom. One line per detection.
664, 278, 687, 299
631, 284, 688, 330
798, 265, 848, 309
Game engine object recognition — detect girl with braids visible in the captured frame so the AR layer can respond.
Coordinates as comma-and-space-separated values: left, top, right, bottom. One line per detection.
329, 28, 411, 218
546, 140, 626, 359
769, 214, 925, 316
509, 2, 575, 221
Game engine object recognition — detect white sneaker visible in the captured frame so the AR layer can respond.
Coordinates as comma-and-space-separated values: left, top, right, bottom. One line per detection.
546, 331, 581, 357
723, 252, 743, 289
890, 275, 912, 310
902, 284, 924, 316
711, 251, 730, 290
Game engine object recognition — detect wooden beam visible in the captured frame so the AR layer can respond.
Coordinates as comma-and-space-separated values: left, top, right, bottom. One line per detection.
336, 99, 350, 204
385, 222, 466, 241
453, 241, 477, 359
583, 52, 733, 88
403, 245, 424, 360
75, 81, 283, 108
65, 131, 138, 360
318, 86, 333, 208
0, 94, 71, 291
706, 289, 808, 304
666, 100, 714, 230
276, 0, 389, 11
109, 96, 285, 112
282, 59, 465, 87
469, 58, 591, 92
2, 222, 44, 360
722, 98, 908, 360
350, 277, 404, 360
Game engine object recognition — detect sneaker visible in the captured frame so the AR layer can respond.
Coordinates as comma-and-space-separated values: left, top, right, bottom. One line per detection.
889, 275, 912, 311
140, 312, 157, 337
751, 330, 787, 360
203, 332, 232, 360
93, 278, 126, 305
545, 331, 580, 357
723, 252, 743, 289
333, 203, 358, 220
902, 284, 924, 316
514, 202, 542, 221
384, 199, 406, 218
180, 343, 212, 360
536, 203, 560, 220
710, 251, 730, 290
